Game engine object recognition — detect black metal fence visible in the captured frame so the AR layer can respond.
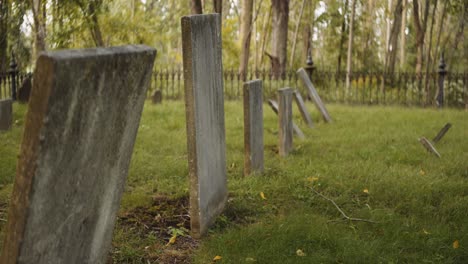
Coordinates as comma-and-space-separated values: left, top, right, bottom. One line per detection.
151, 68, 467, 108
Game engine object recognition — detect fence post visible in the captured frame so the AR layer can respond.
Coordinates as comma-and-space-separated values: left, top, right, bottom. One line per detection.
9, 54, 18, 101
436, 54, 447, 108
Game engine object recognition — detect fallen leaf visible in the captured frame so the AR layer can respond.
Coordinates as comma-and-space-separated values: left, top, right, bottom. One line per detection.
245, 257, 256, 262
422, 229, 430, 235
307, 177, 319, 183
363, 188, 369, 194
453, 240, 459, 249
213, 255, 223, 261
420, 169, 426, 176
166, 235, 177, 246
296, 249, 306, 256
260, 192, 267, 200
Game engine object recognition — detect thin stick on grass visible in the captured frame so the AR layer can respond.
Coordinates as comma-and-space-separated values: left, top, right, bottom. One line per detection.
311, 188, 379, 224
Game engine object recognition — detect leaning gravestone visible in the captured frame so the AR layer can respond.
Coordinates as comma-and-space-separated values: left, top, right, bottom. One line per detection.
293, 90, 314, 128
181, 14, 227, 238
278, 88, 294, 156
297, 68, 332, 123
0, 98, 12, 131
243, 80, 264, 176
1, 45, 156, 264
267, 99, 305, 139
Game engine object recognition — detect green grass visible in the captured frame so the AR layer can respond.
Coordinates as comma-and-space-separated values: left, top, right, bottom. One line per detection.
0, 101, 467, 263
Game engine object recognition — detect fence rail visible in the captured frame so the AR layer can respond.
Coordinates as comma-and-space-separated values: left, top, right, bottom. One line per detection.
2, 68, 467, 108
151, 68, 467, 108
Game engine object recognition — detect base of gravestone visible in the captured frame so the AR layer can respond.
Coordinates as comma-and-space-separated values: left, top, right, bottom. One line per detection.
0, 99, 13, 131
151, 90, 162, 104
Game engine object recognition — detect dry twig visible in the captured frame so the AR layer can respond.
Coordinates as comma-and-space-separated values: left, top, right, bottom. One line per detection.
311, 188, 378, 224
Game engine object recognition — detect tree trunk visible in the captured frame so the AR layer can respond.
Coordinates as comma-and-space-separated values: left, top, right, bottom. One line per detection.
289, 0, 306, 68
0, 0, 8, 72
239, 0, 254, 81
385, 0, 403, 75
412, 0, 430, 74
88, 1, 104, 47
31, 0, 47, 60
260, 6, 272, 67
191, 0, 203, 14
434, 0, 448, 70
213, 0, 222, 14
270, 0, 289, 79
399, 0, 407, 70
345, 0, 356, 93
363, 0, 374, 69
424, 0, 437, 105
337, 0, 349, 72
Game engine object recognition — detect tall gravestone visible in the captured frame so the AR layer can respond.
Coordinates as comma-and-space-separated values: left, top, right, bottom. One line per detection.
0, 98, 13, 131
267, 99, 305, 139
181, 14, 227, 238
293, 90, 314, 128
297, 68, 332, 123
1, 45, 156, 264
243, 80, 264, 176
278, 88, 294, 156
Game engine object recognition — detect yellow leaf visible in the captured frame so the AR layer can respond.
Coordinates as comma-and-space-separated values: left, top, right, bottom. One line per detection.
260, 192, 267, 200
296, 249, 306, 256
422, 229, 430, 235
453, 240, 459, 249
420, 169, 426, 176
307, 177, 319, 183
363, 188, 369, 194
213, 255, 223, 261
166, 235, 177, 245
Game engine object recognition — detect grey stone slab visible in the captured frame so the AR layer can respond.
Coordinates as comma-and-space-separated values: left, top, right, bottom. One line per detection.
181, 14, 227, 238
0, 98, 12, 131
243, 80, 264, 176
1, 45, 156, 264
419, 137, 441, 158
297, 68, 332, 123
278, 88, 294, 156
433, 123, 452, 143
293, 90, 314, 128
267, 99, 305, 139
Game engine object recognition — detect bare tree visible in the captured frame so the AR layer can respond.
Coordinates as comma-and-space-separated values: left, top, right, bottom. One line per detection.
337, 0, 349, 72
385, 0, 403, 75
270, 0, 289, 79
345, 0, 356, 93
239, 0, 254, 81
191, 0, 203, 14
399, 0, 407, 69
289, 0, 306, 68
412, 0, 430, 74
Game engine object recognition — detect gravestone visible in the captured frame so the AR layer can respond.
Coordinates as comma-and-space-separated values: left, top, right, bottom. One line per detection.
0, 98, 12, 131
1, 45, 156, 264
293, 90, 314, 128
297, 68, 332, 123
419, 137, 441, 158
278, 88, 294, 156
433, 123, 452, 143
243, 80, 264, 176
181, 14, 227, 238
267, 99, 305, 139
151, 89, 162, 104
18, 74, 32, 103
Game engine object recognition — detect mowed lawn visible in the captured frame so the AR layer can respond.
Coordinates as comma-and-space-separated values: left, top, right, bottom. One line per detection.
0, 100, 467, 263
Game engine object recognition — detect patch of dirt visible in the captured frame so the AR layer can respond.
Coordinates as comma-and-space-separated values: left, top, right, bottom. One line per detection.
113, 195, 199, 264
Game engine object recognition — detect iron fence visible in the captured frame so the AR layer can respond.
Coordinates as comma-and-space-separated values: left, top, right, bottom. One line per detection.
151, 68, 467, 108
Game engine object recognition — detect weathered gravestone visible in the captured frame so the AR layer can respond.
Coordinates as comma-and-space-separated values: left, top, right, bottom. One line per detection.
293, 90, 314, 128
419, 137, 441, 158
0, 98, 12, 131
243, 80, 264, 176
433, 123, 452, 143
297, 68, 332, 123
151, 89, 162, 104
278, 88, 294, 156
1, 45, 156, 264
181, 14, 227, 238
267, 99, 305, 139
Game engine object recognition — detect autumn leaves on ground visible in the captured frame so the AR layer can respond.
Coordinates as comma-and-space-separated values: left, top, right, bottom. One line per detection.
0, 101, 467, 263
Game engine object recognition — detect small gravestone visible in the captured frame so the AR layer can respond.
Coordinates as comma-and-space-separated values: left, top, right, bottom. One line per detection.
433, 123, 452, 143
0, 98, 13, 131
18, 74, 32, 103
243, 80, 264, 176
278, 88, 294, 156
419, 137, 441, 158
181, 14, 227, 238
151, 89, 162, 104
293, 90, 314, 128
297, 68, 332, 123
1, 45, 156, 264
267, 99, 305, 139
